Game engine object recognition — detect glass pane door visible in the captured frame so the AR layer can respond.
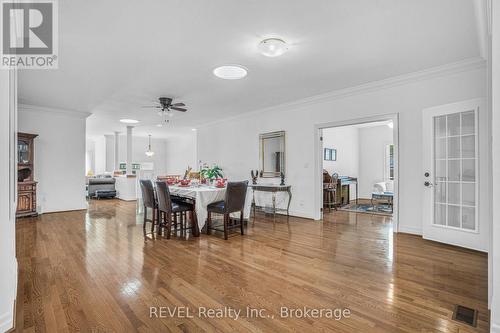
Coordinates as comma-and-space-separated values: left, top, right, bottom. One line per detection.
433, 110, 477, 231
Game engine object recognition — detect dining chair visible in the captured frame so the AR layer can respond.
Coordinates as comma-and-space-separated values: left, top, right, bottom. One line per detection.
323, 171, 338, 212
140, 180, 159, 236
206, 181, 248, 240
155, 181, 195, 239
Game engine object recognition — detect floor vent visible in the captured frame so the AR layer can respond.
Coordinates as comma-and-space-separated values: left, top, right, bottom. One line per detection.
452, 305, 478, 327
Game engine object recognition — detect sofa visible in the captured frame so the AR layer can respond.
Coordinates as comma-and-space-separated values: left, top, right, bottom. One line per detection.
88, 177, 117, 199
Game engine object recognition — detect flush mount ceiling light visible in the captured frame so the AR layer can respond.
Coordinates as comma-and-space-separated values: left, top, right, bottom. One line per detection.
120, 119, 139, 124
213, 65, 248, 80
258, 38, 288, 57
145, 134, 155, 157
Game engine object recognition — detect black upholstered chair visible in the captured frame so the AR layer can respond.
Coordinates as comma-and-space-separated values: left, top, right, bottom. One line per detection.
206, 181, 248, 240
140, 180, 159, 236
155, 181, 194, 239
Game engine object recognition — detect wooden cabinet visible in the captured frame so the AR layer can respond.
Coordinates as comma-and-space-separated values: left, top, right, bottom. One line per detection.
17, 133, 38, 218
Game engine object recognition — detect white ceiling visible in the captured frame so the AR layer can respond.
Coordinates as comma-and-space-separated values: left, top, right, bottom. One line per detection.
18, 0, 482, 138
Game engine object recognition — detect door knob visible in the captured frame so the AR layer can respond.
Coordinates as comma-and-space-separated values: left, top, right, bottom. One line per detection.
424, 181, 433, 187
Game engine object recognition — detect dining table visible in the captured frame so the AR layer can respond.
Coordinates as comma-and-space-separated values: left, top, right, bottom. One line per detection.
168, 183, 253, 236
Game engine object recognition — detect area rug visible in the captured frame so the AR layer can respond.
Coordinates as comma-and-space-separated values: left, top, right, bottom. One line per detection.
339, 203, 393, 216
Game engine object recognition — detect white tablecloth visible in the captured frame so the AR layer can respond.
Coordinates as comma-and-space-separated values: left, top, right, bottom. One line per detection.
169, 185, 253, 231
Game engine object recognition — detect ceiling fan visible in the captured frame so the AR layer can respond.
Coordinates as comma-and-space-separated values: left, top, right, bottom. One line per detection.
142, 97, 187, 112
142, 97, 187, 127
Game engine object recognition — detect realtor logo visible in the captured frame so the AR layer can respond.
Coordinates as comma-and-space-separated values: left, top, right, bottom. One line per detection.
1, 0, 58, 69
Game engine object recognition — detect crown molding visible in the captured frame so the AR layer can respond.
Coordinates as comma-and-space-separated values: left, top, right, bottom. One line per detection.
199, 57, 486, 128
18, 104, 91, 119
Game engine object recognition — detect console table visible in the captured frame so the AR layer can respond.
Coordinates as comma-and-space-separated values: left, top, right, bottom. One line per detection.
250, 184, 292, 221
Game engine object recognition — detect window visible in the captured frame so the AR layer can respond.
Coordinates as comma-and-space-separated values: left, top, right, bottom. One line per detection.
324, 148, 337, 161
385, 144, 394, 180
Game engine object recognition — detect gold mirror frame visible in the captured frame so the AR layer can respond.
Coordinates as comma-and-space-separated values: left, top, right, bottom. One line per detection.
259, 131, 286, 178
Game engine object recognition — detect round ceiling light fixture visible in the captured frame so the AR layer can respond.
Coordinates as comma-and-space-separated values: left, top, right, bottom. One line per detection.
120, 119, 139, 124
258, 38, 288, 57
213, 65, 248, 80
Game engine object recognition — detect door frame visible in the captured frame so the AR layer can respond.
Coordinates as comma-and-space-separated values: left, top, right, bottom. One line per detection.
313, 113, 400, 232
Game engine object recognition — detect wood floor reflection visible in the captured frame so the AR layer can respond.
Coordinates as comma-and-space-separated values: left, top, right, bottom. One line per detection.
14, 199, 489, 332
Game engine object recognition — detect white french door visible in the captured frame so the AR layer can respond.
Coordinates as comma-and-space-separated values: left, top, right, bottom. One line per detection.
422, 99, 488, 251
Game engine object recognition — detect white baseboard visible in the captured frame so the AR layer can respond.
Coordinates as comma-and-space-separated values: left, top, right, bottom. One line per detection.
491, 322, 500, 333
0, 258, 16, 333
288, 210, 313, 219
0, 309, 14, 333
255, 209, 313, 220
397, 225, 422, 235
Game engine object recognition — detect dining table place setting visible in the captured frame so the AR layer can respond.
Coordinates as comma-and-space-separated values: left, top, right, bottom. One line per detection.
162, 177, 253, 234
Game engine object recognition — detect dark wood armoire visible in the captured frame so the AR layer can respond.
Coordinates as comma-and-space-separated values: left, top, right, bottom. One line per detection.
17, 132, 38, 218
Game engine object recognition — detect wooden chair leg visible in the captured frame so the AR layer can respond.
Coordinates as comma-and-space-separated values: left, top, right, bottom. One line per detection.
157, 210, 163, 236
166, 213, 172, 239
143, 206, 147, 234
152, 208, 157, 234
174, 213, 178, 234
223, 213, 229, 240
206, 211, 211, 235
240, 211, 244, 235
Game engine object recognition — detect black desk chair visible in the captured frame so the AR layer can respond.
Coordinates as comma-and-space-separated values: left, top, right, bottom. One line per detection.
139, 180, 159, 236
155, 181, 194, 239
206, 181, 248, 240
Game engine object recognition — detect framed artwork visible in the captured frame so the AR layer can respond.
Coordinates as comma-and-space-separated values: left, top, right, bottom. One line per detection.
324, 148, 337, 161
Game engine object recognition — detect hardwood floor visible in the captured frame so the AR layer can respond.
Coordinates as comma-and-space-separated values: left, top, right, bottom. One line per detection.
14, 199, 488, 332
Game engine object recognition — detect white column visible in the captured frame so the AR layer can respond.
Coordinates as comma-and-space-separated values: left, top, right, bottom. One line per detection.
126, 126, 133, 175
114, 131, 120, 171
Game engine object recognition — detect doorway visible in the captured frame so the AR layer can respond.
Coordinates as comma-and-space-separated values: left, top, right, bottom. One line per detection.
314, 114, 399, 231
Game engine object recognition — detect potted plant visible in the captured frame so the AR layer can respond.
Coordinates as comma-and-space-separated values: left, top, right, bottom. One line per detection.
200, 165, 223, 184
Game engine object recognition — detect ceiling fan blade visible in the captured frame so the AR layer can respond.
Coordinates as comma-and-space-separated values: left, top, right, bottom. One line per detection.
170, 107, 187, 112
141, 105, 160, 108
171, 102, 185, 107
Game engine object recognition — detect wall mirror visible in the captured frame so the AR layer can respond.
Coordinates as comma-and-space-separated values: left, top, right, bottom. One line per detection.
259, 131, 286, 178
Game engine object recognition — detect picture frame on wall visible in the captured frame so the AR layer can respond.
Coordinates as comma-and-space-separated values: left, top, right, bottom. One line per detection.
324, 148, 337, 161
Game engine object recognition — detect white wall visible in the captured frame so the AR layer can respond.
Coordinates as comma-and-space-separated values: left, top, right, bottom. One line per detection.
165, 134, 198, 175
94, 135, 106, 175
322, 126, 359, 177
85, 139, 95, 175
358, 125, 393, 198
18, 106, 88, 214
490, 2, 500, 331
198, 65, 486, 233
89, 133, 197, 177
105, 134, 114, 172
0, 71, 17, 332
117, 135, 168, 176
322, 124, 393, 199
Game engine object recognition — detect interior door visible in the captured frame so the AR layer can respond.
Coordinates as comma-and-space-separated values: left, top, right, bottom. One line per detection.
422, 99, 488, 252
